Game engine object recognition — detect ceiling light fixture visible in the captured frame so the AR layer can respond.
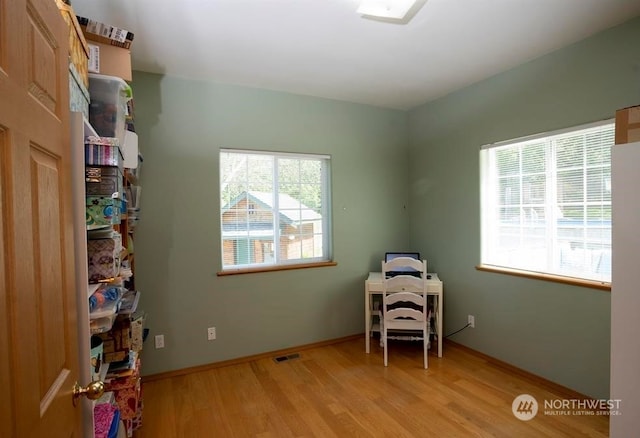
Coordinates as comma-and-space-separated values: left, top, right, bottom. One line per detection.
357, 0, 418, 20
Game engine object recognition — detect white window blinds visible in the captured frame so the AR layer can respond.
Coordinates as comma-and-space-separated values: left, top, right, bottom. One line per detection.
480, 120, 614, 282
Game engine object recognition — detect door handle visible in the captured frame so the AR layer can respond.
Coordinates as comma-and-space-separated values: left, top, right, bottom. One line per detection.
72, 380, 105, 406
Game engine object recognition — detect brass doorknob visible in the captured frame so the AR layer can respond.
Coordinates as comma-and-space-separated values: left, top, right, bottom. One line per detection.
72, 380, 105, 405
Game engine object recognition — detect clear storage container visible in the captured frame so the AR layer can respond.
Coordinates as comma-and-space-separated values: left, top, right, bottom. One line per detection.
88, 73, 132, 146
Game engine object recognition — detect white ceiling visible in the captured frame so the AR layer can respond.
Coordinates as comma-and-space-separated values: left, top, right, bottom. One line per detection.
70, 0, 640, 110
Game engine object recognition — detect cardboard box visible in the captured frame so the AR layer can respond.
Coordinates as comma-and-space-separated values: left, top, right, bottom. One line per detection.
76, 15, 134, 49
98, 315, 132, 358
56, 0, 90, 87
88, 41, 132, 81
615, 105, 640, 145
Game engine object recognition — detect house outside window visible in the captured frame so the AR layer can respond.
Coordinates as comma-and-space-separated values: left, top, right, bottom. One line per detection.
480, 120, 614, 283
220, 149, 331, 270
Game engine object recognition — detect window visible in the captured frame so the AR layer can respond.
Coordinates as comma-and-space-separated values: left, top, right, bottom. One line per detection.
220, 149, 331, 270
480, 120, 614, 283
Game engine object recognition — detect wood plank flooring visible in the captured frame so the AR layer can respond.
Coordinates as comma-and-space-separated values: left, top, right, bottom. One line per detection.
136, 338, 609, 437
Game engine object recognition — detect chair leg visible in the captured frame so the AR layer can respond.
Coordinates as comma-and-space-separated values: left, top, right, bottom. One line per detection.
379, 310, 384, 347
427, 309, 432, 350
423, 328, 428, 369
383, 328, 388, 367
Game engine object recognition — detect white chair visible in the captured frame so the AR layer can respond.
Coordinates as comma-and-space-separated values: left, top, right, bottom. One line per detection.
380, 257, 429, 369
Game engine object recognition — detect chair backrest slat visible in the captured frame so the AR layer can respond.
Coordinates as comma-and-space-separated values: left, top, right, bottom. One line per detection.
384, 291, 424, 306
384, 275, 424, 292
382, 256, 426, 274
385, 308, 425, 321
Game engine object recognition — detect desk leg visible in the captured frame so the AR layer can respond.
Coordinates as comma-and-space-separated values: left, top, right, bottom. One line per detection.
437, 293, 443, 358
365, 285, 371, 354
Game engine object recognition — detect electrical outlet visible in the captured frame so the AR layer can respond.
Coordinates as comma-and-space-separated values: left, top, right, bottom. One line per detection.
468, 315, 475, 328
207, 327, 216, 340
155, 334, 165, 349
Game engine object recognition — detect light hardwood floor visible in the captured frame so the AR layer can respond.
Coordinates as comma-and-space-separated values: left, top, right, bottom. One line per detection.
136, 338, 609, 437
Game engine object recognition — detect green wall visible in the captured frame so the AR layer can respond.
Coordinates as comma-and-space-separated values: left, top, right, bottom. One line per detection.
133, 17, 639, 398
407, 16, 640, 399
131, 74, 410, 376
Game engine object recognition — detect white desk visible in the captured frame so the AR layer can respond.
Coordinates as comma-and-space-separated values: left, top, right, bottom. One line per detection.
365, 272, 443, 358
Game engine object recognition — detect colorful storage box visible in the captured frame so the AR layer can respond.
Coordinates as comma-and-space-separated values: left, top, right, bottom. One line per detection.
130, 313, 144, 352
123, 394, 143, 436
86, 166, 123, 197
87, 235, 122, 283
105, 357, 141, 421
69, 62, 90, 119
86, 195, 123, 228
85, 136, 123, 169
97, 314, 132, 360
115, 381, 140, 420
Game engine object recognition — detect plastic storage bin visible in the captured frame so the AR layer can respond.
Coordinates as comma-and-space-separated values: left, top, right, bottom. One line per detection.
88, 73, 132, 146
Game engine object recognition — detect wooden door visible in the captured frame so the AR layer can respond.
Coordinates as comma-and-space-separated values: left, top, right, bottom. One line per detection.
0, 0, 83, 436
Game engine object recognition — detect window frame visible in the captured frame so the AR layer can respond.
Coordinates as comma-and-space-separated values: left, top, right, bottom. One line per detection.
478, 119, 614, 290
218, 148, 334, 275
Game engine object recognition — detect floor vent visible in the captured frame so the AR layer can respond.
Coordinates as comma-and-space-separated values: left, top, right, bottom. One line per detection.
273, 353, 300, 363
